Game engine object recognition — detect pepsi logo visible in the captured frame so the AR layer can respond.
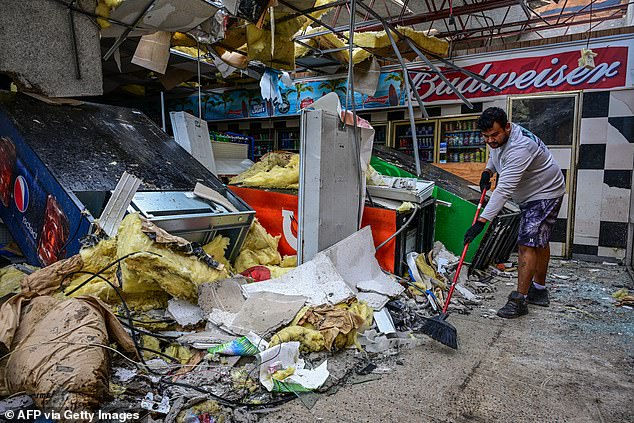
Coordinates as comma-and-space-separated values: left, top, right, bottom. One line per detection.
14, 175, 29, 213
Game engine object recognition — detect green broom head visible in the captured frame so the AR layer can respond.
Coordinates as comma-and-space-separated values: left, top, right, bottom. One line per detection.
420, 313, 458, 349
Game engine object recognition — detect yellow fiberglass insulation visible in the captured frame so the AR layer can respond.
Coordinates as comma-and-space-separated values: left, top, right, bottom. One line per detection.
0, 266, 29, 298
95, 0, 124, 29
229, 151, 295, 186
269, 326, 326, 352
265, 265, 293, 279
280, 255, 297, 268
346, 27, 449, 57
202, 235, 232, 271
117, 214, 230, 302
246, 14, 304, 71
239, 154, 300, 189
234, 219, 282, 273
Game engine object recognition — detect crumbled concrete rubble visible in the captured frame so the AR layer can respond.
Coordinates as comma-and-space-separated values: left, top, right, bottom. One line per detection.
1, 212, 632, 422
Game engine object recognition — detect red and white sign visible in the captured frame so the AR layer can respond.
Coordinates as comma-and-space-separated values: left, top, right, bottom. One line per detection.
410, 46, 628, 102
230, 186, 398, 272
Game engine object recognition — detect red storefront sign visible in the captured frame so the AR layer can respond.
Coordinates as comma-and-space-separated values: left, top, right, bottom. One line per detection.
410, 46, 628, 102
230, 186, 398, 272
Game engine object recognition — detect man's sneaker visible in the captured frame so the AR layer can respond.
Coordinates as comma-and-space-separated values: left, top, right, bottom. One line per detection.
527, 284, 550, 307
497, 291, 529, 319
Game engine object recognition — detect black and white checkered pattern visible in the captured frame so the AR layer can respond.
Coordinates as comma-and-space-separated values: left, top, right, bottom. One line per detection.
575, 89, 633, 260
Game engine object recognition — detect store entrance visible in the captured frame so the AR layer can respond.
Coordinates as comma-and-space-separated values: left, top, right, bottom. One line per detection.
508, 92, 580, 258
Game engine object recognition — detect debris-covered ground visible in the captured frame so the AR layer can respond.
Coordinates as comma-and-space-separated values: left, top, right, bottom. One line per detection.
259, 259, 634, 423
1, 209, 633, 423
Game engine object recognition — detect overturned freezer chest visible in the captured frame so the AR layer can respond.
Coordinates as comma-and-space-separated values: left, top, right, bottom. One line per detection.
0, 93, 254, 266
128, 191, 253, 260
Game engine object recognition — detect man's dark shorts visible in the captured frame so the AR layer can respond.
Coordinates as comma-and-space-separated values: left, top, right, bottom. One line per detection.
517, 196, 563, 248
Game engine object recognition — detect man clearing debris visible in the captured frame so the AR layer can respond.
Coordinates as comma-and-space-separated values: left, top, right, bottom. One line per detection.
463, 107, 566, 319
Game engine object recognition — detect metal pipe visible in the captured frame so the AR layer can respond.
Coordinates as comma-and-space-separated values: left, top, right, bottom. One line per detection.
346, 0, 363, 229
160, 91, 166, 132
378, 20, 422, 175
67, 0, 81, 79
103, 0, 158, 61
356, 2, 428, 118
405, 38, 473, 109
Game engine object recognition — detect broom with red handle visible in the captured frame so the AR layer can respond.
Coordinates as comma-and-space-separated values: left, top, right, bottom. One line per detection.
420, 188, 487, 349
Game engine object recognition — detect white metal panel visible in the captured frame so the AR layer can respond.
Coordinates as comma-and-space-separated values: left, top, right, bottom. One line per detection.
297, 109, 362, 263
169, 111, 217, 175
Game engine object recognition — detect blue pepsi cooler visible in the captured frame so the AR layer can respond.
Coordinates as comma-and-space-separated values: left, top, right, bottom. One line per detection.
0, 92, 254, 267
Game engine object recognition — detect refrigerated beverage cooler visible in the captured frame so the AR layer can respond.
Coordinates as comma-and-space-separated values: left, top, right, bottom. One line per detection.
393, 121, 436, 163
439, 118, 487, 164
0, 92, 255, 267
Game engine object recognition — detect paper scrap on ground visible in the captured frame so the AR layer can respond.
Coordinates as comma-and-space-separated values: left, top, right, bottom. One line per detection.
257, 342, 329, 392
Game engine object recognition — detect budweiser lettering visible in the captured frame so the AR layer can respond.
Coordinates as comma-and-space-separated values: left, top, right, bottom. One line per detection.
409, 47, 627, 102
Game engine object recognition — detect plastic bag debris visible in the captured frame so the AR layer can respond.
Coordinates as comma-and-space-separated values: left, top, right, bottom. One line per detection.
257, 342, 329, 392
207, 332, 268, 356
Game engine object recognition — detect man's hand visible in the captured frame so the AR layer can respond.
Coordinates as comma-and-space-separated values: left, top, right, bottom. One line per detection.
464, 220, 486, 244
479, 170, 492, 192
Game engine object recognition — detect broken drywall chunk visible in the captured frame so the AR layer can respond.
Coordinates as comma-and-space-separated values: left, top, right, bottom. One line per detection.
167, 299, 205, 327
197, 277, 247, 315
242, 253, 354, 305
227, 291, 307, 337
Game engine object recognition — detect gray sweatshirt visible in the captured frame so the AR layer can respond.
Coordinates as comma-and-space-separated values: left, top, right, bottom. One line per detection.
480, 123, 566, 221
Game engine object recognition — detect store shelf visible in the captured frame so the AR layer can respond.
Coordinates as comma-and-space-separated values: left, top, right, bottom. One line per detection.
446, 145, 486, 149
445, 130, 479, 133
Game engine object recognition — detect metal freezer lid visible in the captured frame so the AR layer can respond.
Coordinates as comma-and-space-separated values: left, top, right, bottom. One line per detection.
129, 191, 232, 217
367, 177, 435, 204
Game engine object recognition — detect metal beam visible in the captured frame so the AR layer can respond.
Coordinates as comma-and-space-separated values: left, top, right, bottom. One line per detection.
435, 2, 627, 41
295, 0, 519, 40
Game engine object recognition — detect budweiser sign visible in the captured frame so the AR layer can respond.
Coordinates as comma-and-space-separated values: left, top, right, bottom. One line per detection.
409, 46, 628, 102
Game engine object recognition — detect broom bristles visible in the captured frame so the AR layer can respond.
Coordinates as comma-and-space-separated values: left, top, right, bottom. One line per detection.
420, 314, 458, 349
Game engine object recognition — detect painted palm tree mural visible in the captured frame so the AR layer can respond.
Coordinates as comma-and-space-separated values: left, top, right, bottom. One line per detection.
203, 94, 223, 119
317, 79, 347, 102
293, 82, 314, 109
219, 91, 233, 114
384, 71, 405, 106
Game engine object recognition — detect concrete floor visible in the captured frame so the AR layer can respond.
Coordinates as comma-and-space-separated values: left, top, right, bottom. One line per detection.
260, 261, 634, 423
